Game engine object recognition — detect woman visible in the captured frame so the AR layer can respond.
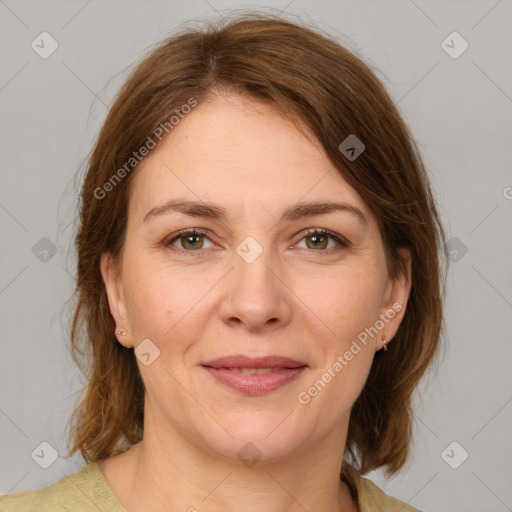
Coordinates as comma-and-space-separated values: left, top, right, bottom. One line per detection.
0, 13, 447, 512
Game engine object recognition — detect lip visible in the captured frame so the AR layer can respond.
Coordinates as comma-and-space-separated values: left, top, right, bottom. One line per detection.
201, 355, 307, 369
201, 355, 308, 396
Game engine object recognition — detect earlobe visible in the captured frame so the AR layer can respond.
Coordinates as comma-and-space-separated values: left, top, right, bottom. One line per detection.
100, 253, 134, 348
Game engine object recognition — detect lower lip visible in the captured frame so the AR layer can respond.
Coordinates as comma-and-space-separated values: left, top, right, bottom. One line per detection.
202, 366, 307, 395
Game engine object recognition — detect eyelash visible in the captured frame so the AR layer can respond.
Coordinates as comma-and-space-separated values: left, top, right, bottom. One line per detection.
163, 228, 350, 256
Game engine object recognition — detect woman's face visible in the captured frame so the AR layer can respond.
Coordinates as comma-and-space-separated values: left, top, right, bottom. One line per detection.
102, 94, 410, 463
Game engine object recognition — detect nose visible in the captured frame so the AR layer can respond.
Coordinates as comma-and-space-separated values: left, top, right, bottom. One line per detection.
218, 247, 293, 333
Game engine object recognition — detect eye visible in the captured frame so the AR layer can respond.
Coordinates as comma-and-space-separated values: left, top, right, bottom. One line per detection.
164, 229, 214, 253
295, 228, 349, 252
163, 227, 349, 256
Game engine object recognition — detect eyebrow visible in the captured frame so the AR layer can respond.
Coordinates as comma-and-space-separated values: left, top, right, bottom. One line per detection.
143, 199, 368, 226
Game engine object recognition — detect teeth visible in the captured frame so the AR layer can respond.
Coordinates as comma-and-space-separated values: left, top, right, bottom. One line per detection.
229, 367, 283, 375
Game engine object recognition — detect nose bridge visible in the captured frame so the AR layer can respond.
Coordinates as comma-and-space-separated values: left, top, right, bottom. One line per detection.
234, 239, 276, 291
220, 236, 291, 329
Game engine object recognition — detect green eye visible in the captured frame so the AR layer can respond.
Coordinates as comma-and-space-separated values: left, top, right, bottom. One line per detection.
298, 229, 348, 251
180, 233, 204, 250
164, 227, 349, 256
305, 232, 329, 250
164, 229, 212, 252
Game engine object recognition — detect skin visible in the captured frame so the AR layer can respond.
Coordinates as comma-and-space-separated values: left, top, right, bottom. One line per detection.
99, 93, 411, 512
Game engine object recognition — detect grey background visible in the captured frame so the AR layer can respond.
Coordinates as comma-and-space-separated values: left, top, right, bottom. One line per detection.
1, 1, 511, 511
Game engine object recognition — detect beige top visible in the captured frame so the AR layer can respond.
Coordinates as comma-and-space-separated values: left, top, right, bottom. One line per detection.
0, 461, 421, 511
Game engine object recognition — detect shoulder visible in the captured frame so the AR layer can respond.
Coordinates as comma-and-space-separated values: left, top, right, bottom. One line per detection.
343, 463, 422, 512
0, 462, 125, 512
356, 475, 422, 512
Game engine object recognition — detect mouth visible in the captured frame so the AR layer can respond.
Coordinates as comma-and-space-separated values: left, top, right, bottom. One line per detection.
200, 355, 308, 395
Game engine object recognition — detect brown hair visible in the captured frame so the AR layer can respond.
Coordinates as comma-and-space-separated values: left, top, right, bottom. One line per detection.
68, 12, 448, 476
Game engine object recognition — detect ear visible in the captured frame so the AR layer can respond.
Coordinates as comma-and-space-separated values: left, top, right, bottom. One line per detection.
100, 252, 134, 348
377, 247, 412, 351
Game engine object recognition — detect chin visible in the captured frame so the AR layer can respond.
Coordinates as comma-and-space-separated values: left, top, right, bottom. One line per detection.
196, 411, 307, 465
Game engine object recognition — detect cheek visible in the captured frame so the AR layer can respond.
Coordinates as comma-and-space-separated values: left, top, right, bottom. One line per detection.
302, 263, 384, 340
297, 277, 379, 420
122, 257, 217, 342
293, 264, 383, 405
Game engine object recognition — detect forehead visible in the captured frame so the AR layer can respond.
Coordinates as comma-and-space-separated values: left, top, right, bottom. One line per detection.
127, 95, 372, 224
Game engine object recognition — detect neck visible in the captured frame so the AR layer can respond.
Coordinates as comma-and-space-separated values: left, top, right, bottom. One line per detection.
101, 411, 357, 512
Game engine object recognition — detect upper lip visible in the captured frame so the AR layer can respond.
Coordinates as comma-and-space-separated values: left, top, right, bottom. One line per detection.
201, 355, 307, 369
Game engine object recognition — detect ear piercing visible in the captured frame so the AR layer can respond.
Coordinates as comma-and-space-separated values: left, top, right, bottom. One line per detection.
382, 335, 388, 351
118, 329, 126, 336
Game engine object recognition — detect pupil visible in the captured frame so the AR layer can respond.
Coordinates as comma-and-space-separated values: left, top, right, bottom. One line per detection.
308, 234, 327, 249
184, 235, 202, 249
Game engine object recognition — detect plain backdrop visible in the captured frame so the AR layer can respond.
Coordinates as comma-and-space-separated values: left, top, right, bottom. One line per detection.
1, 1, 511, 511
